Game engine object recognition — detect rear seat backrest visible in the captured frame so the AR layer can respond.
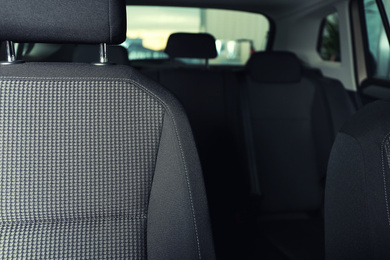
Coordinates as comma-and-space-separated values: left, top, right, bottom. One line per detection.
157, 33, 244, 206
142, 33, 246, 259
243, 51, 352, 213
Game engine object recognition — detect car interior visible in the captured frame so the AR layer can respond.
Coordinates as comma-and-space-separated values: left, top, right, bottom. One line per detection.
1, 0, 390, 259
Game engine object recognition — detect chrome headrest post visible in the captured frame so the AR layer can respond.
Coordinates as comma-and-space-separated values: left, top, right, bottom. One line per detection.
92, 43, 110, 66
0, 41, 24, 65
99, 43, 108, 63
6, 41, 16, 62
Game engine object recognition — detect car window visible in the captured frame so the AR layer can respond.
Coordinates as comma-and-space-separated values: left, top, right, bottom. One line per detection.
363, 0, 390, 79
318, 12, 341, 62
124, 6, 270, 66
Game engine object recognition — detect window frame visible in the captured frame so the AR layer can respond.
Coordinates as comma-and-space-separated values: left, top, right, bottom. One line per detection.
358, 0, 390, 88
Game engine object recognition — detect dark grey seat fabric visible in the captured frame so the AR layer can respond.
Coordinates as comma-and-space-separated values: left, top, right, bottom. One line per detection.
0, 1, 215, 259
325, 100, 390, 259
243, 51, 355, 213
242, 51, 356, 259
244, 52, 327, 212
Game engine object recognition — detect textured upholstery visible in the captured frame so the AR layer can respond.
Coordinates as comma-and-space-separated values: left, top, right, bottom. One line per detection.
242, 52, 355, 213
0, 76, 162, 259
1, 0, 215, 257
141, 66, 246, 259
0, 63, 215, 259
0, 0, 126, 44
325, 100, 390, 259
165, 33, 218, 59
245, 77, 326, 211
242, 52, 355, 259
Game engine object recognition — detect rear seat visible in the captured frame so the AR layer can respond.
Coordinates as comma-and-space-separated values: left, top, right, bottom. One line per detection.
70, 35, 357, 259
241, 51, 356, 259
142, 33, 248, 259
11, 38, 358, 259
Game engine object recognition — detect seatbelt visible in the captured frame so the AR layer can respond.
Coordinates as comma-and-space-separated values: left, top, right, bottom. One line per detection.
238, 73, 262, 196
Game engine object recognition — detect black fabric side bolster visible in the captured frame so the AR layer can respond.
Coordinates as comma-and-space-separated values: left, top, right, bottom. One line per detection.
147, 112, 215, 260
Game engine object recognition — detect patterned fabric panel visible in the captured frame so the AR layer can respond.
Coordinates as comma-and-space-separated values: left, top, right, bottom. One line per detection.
0, 78, 164, 258
383, 135, 390, 228
1, 217, 145, 259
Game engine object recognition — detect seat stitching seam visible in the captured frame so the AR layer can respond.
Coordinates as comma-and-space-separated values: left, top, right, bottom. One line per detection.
1, 214, 148, 225
167, 109, 202, 259
132, 83, 202, 259
381, 132, 390, 227
131, 82, 202, 259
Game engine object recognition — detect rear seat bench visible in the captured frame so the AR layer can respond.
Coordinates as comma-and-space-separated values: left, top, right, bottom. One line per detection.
141, 33, 248, 260
70, 38, 357, 259
240, 51, 356, 259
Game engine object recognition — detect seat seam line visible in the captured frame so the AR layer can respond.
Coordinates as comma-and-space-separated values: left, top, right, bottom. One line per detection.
166, 111, 202, 259
1, 214, 148, 225
381, 132, 390, 228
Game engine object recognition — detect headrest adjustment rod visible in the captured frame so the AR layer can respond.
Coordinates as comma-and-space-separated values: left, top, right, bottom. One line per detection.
6, 41, 16, 62
0, 41, 24, 65
99, 43, 108, 64
92, 43, 110, 66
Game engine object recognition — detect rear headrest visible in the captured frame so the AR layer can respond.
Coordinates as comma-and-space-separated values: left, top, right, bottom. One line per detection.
165, 33, 218, 59
0, 0, 126, 44
246, 52, 302, 83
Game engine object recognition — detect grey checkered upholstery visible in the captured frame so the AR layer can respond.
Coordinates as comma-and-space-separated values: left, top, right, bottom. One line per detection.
0, 78, 162, 258
0, 63, 215, 259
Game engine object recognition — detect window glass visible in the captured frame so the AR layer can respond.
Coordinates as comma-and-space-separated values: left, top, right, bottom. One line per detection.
318, 12, 341, 61
123, 6, 270, 66
363, 0, 390, 79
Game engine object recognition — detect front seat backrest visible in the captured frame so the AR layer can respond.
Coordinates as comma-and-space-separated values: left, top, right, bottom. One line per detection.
0, 0, 215, 259
325, 100, 390, 259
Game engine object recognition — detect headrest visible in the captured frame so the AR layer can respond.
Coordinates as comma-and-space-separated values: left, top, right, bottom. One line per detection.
0, 0, 126, 44
246, 52, 302, 83
73, 45, 130, 65
165, 33, 218, 59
